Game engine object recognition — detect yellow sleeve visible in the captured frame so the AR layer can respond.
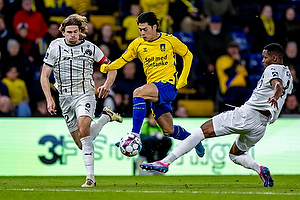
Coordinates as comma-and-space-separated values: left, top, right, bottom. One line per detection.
166, 35, 192, 89
176, 50, 193, 89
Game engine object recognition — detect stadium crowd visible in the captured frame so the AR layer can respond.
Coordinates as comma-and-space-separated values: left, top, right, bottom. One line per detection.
0, 0, 300, 117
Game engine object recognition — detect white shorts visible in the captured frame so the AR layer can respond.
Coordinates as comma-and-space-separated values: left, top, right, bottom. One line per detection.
212, 105, 269, 152
59, 92, 96, 133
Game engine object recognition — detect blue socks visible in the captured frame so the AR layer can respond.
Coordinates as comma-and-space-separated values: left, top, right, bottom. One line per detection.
131, 97, 190, 141
131, 97, 147, 134
171, 125, 191, 140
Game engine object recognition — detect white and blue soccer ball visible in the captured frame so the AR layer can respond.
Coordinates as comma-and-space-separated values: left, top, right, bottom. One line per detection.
119, 133, 142, 157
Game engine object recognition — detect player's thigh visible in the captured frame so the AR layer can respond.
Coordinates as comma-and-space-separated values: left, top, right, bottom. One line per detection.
75, 93, 96, 137
235, 123, 266, 152
213, 106, 267, 152
133, 83, 159, 102
75, 93, 96, 119
212, 107, 246, 137
59, 96, 78, 133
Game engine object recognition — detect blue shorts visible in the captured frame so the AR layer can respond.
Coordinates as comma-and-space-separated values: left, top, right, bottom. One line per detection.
150, 81, 178, 120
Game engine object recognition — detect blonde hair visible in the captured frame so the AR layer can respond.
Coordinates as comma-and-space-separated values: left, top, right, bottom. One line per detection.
59, 14, 88, 39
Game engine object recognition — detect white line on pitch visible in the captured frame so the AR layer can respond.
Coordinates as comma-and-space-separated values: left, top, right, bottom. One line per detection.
4, 188, 300, 195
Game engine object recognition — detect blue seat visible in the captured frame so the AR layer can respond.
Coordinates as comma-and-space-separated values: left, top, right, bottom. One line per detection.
247, 73, 261, 89
173, 31, 195, 52
173, 31, 198, 78
230, 31, 249, 53
248, 53, 264, 74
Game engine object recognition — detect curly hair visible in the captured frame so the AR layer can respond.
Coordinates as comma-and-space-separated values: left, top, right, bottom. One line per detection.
59, 14, 88, 39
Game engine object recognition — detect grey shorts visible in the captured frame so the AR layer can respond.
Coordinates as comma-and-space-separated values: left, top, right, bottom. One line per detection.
212, 105, 269, 152
59, 92, 96, 133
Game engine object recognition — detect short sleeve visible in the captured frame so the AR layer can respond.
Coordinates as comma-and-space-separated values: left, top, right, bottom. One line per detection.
263, 65, 281, 86
43, 42, 57, 67
94, 45, 105, 63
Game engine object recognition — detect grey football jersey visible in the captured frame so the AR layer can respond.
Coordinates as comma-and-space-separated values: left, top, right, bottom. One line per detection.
245, 64, 293, 123
43, 38, 108, 96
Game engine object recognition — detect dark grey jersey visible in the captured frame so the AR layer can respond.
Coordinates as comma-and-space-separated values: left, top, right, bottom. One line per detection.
44, 38, 109, 96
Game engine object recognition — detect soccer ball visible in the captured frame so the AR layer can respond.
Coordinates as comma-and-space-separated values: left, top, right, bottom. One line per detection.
119, 134, 142, 157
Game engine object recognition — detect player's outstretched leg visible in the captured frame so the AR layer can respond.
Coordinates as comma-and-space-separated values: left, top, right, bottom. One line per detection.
140, 161, 169, 173
81, 179, 96, 187
259, 166, 274, 187
90, 107, 123, 141
171, 125, 205, 158
103, 106, 123, 123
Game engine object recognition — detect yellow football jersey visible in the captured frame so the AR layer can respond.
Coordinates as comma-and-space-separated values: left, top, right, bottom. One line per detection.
106, 33, 190, 85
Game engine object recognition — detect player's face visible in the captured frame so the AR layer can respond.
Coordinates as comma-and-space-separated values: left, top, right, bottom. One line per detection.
262, 50, 274, 68
63, 25, 81, 45
138, 23, 158, 41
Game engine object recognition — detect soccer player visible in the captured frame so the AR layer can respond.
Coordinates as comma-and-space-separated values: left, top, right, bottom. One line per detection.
40, 14, 123, 187
140, 43, 293, 187
100, 12, 205, 157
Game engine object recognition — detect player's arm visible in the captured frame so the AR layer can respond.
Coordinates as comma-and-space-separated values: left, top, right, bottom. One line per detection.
97, 70, 118, 98
96, 54, 118, 98
40, 63, 57, 115
177, 49, 193, 89
267, 78, 283, 110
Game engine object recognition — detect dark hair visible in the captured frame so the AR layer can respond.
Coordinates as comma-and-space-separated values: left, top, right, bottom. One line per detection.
47, 21, 59, 27
137, 12, 159, 28
263, 43, 284, 58
5, 65, 18, 74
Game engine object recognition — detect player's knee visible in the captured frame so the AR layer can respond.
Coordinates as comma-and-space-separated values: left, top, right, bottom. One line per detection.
133, 87, 142, 97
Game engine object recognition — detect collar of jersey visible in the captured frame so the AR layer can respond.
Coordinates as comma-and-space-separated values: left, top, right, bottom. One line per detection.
149, 32, 162, 42
64, 39, 85, 47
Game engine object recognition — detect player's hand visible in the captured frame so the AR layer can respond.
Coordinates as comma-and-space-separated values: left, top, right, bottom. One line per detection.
46, 99, 57, 115
267, 97, 279, 110
97, 85, 110, 98
100, 64, 108, 73
231, 52, 241, 61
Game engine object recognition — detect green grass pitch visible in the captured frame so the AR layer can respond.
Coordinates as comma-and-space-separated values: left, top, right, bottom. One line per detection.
1, 175, 299, 200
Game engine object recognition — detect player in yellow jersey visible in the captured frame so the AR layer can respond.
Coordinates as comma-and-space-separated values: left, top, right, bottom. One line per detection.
99, 12, 204, 157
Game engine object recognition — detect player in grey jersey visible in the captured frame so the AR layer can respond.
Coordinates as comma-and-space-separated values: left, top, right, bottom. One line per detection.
40, 14, 122, 187
140, 43, 293, 187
